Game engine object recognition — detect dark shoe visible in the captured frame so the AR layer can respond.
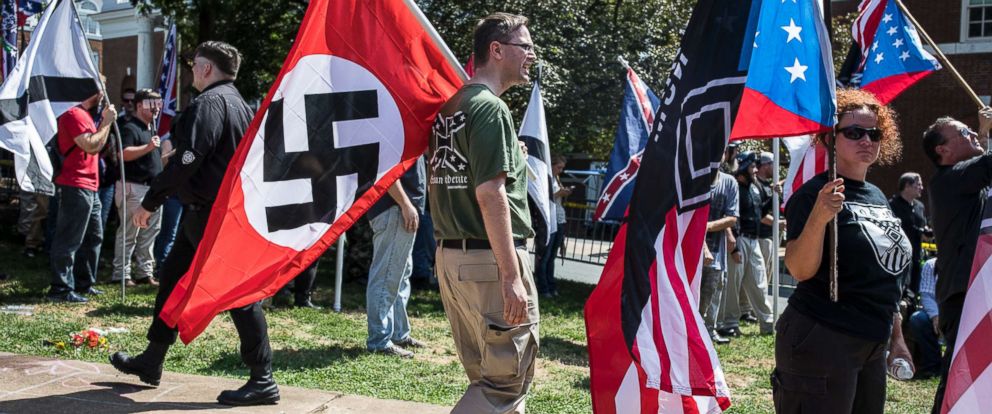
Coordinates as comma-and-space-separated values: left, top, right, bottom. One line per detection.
717, 327, 742, 338
134, 277, 159, 286
709, 330, 731, 345
110, 279, 137, 287
47, 292, 88, 303
371, 344, 414, 359
76, 287, 103, 296
109, 351, 163, 386
740, 313, 759, 324
22, 247, 38, 258
216, 373, 280, 406
394, 337, 426, 349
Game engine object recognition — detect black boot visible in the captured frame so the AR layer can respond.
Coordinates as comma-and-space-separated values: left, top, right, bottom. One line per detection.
109, 341, 169, 386
217, 365, 280, 406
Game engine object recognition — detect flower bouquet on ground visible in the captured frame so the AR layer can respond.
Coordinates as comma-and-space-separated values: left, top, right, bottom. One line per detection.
45, 328, 113, 353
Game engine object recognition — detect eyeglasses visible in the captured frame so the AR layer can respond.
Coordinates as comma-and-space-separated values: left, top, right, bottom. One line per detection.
836, 126, 882, 142
959, 127, 978, 138
499, 41, 535, 53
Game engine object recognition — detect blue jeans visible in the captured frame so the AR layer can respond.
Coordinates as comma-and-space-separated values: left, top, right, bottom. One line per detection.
98, 183, 114, 226
909, 310, 941, 376
411, 210, 435, 280
534, 229, 564, 295
49, 185, 103, 295
154, 196, 184, 268
366, 206, 416, 350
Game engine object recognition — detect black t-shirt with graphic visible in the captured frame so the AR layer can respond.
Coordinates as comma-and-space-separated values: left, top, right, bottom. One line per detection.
785, 173, 910, 342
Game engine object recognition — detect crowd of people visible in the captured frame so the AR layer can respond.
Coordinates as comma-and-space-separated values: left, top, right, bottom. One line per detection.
8, 13, 572, 411
7, 8, 992, 413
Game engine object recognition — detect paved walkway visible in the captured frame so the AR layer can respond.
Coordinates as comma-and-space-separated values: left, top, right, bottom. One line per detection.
0, 353, 449, 414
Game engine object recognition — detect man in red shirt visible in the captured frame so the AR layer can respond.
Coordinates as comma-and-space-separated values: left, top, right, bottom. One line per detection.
48, 85, 117, 303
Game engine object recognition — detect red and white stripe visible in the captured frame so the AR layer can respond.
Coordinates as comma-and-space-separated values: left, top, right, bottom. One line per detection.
782, 135, 827, 207
628, 68, 656, 138
851, 0, 886, 72
942, 229, 992, 413
624, 207, 731, 411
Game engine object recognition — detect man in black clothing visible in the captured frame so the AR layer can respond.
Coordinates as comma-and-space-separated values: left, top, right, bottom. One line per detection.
111, 89, 163, 287
888, 172, 928, 294
109, 41, 279, 407
922, 107, 992, 413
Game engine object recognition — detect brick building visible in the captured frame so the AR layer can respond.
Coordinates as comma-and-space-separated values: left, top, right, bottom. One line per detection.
23, 0, 171, 110
831, 0, 992, 201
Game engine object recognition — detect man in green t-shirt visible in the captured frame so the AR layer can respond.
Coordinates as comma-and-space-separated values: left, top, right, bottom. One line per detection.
428, 12, 539, 414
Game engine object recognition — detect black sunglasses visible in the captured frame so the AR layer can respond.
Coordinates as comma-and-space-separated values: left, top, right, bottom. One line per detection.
836, 126, 882, 142
499, 41, 535, 53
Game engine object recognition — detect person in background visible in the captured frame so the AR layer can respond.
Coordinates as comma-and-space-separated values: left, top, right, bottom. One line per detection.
110, 89, 163, 287
888, 172, 928, 294
534, 154, 571, 298
908, 257, 940, 379
700, 169, 738, 345
47, 77, 117, 303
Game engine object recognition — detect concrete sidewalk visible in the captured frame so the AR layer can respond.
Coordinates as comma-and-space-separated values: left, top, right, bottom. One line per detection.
0, 353, 449, 414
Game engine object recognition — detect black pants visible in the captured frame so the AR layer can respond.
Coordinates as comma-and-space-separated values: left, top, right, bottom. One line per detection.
772, 307, 887, 414
147, 207, 272, 370
932, 293, 966, 414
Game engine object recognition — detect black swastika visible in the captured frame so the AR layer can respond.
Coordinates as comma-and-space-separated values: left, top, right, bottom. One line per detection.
262, 90, 380, 232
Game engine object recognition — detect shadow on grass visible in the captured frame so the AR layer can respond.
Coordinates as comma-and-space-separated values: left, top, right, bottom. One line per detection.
0, 381, 226, 413
87, 302, 154, 318
541, 336, 589, 367
572, 376, 591, 391
204, 344, 368, 376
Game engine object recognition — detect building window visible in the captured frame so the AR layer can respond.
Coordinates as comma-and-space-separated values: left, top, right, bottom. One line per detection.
966, 0, 992, 39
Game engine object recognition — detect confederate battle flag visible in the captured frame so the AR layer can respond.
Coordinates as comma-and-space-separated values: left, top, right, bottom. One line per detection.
159, 0, 464, 343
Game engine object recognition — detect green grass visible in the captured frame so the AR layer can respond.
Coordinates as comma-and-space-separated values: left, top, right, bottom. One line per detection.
0, 219, 938, 413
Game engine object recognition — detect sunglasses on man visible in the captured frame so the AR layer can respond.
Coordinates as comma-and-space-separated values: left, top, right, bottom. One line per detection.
835, 125, 882, 142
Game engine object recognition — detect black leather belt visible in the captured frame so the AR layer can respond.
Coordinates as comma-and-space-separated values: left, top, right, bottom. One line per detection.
440, 239, 526, 250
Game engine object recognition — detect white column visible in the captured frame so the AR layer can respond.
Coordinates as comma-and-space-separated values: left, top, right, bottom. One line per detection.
135, 15, 155, 89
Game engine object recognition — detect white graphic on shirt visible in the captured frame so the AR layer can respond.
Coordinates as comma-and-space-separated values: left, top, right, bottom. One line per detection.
429, 111, 470, 189
845, 202, 912, 276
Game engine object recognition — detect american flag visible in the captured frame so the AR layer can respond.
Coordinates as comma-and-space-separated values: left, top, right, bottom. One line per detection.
942, 191, 992, 413
155, 24, 178, 140
852, 0, 886, 73
585, 0, 754, 412
782, 135, 827, 207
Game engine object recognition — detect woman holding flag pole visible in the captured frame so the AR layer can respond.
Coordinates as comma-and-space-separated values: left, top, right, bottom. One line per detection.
774, 89, 912, 413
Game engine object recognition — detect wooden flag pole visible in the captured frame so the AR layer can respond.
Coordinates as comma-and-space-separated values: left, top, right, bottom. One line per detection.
894, 0, 986, 108
824, 0, 840, 302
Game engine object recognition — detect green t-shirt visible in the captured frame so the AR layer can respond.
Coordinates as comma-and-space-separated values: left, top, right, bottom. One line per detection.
428, 84, 534, 240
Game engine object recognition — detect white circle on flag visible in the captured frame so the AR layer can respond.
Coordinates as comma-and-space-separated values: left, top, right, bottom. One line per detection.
241, 54, 404, 250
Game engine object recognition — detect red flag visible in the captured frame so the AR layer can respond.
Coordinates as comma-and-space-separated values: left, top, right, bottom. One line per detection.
464, 54, 475, 77
942, 195, 992, 413
585, 0, 750, 411
159, 0, 464, 343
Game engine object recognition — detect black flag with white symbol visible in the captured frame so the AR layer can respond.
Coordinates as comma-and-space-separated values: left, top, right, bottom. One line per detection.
0, 0, 101, 195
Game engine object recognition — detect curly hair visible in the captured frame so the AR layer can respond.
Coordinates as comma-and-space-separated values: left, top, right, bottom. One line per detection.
815, 88, 901, 166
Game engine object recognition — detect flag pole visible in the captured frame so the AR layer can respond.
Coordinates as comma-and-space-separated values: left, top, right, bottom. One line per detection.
894, 0, 985, 108
70, 0, 129, 300
772, 138, 781, 322
824, 0, 839, 302
400, 0, 468, 82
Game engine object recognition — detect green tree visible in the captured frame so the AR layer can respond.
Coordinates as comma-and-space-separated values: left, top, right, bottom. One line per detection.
135, 0, 695, 158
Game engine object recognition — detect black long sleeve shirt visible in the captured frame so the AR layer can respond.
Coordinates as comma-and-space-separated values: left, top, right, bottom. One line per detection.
142, 80, 253, 211
930, 153, 992, 304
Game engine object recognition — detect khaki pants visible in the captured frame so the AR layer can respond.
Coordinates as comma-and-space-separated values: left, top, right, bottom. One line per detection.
436, 244, 540, 414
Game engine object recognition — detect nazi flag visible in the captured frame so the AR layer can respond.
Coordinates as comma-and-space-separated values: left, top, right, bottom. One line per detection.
160, 0, 465, 343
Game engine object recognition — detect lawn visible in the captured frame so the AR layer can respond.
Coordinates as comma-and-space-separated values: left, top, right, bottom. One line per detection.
0, 211, 939, 413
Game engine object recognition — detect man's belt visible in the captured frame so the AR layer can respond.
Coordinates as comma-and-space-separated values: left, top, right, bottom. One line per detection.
440, 239, 527, 250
